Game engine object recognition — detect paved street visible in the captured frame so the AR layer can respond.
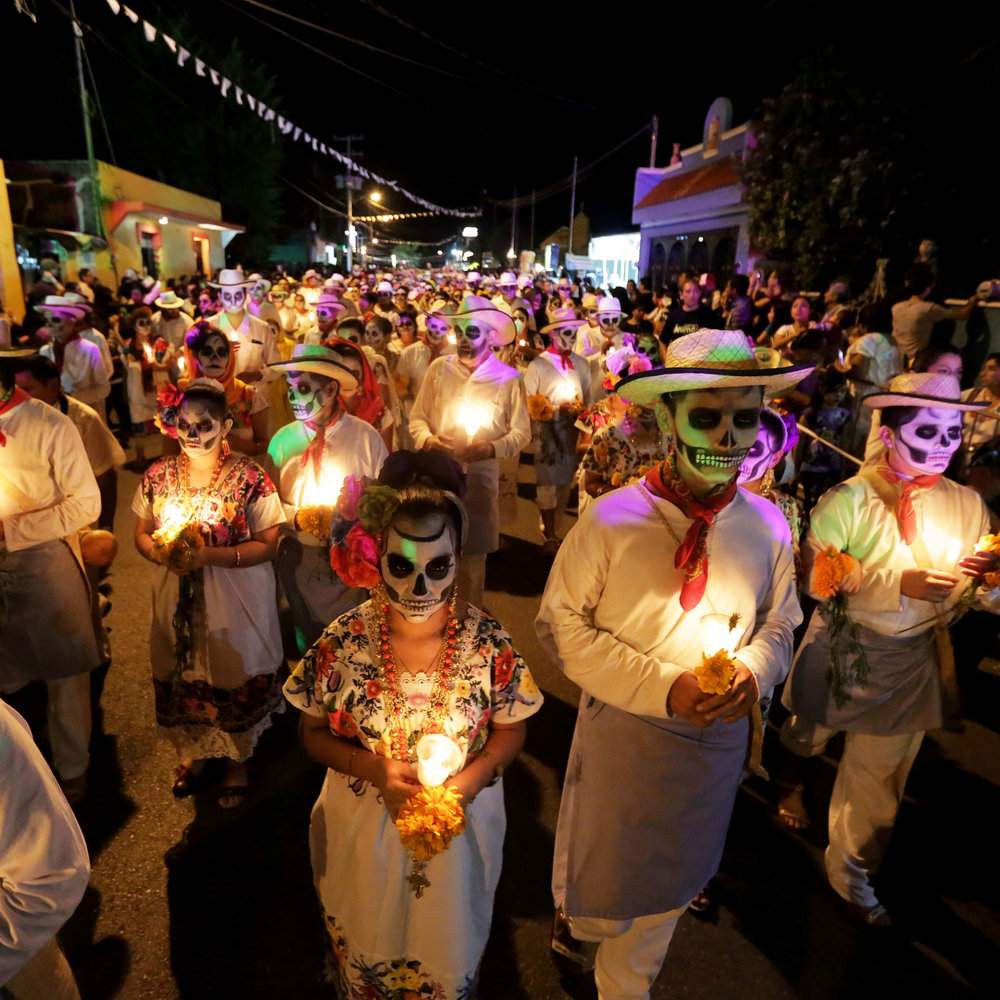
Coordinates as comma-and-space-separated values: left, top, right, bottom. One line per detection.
9, 455, 1000, 999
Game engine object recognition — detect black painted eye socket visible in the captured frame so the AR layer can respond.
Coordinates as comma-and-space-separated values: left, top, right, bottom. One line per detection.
735, 410, 761, 429
386, 554, 414, 578
688, 409, 722, 430
915, 425, 937, 439
426, 557, 453, 580
947, 426, 961, 440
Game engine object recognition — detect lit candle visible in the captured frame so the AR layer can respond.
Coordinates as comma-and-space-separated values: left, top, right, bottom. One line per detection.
550, 380, 577, 405
454, 400, 490, 453
302, 465, 343, 507
143, 342, 154, 362
415, 733, 463, 787
155, 496, 194, 543
446, 332, 457, 345
695, 612, 744, 695
177, 355, 186, 374
945, 538, 962, 566
700, 613, 739, 658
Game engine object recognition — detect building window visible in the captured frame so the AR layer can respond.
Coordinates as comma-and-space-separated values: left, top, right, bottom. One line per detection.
711, 236, 737, 286
666, 241, 686, 285
140, 231, 158, 278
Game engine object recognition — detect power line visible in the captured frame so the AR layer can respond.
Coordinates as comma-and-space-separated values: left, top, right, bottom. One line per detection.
355, 0, 594, 111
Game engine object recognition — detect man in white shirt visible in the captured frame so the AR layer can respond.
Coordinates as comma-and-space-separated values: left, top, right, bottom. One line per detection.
208, 269, 281, 384
396, 304, 456, 449
536, 330, 811, 999
265, 345, 387, 651
36, 296, 110, 420
409, 295, 530, 606
0, 350, 102, 805
780, 371, 1000, 927
0, 698, 90, 996
301, 291, 348, 347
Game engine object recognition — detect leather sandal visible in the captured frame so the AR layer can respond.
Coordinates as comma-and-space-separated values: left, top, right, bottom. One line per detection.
172, 761, 208, 798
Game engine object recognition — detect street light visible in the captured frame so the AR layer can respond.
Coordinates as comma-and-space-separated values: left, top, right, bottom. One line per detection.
462, 226, 479, 238
369, 191, 382, 203
506, 247, 516, 259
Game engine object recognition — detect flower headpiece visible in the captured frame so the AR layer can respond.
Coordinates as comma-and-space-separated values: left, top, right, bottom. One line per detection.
155, 377, 226, 438
602, 342, 653, 392
328, 476, 400, 589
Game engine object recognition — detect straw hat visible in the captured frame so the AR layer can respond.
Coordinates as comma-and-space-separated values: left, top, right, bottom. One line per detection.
248, 273, 272, 294
862, 372, 989, 412
420, 301, 457, 323
596, 296, 624, 318
581, 293, 601, 312
266, 344, 359, 391
541, 306, 586, 336
314, 292, 348, 314
34, 294, 92, 318
516, 273, 534, 289
498, 271, 517, 286
449, 294, 516, 345
208, 268, 255, 289
154, 290, 185, 310
616, 329, 814, 405
376, 280, 393, 295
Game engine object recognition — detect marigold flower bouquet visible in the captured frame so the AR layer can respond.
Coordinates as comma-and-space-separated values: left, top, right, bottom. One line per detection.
813, 547, 869, 708
395, 784, 467, 862
694, 612, 742, 694
150, 522, 204, 571
528, 393, 554, 422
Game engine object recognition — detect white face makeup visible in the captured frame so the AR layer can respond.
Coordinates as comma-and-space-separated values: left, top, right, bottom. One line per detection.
635, 335, 659, 361
331, 351, 363, 408
425, 318, 449, 346
364, 321, 388, 349
738, 420, 783, 484
195, 333, 231, 379
286, 371, 336, 422
176, 399, 230, 456
666, 387, 762, 491
220, 285, 248, 313
45, 311, 76, 342
380, 513, 457, 622
550, 325, 577, 352
884, 406, 962, 475
316, 306, 340, 333
454, 321, 492, 368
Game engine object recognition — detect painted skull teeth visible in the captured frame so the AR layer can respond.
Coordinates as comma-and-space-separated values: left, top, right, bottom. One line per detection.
695, 449, 748, 468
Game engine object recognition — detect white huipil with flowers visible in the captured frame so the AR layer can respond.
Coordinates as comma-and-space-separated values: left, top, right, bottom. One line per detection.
283, 600, 542, 1000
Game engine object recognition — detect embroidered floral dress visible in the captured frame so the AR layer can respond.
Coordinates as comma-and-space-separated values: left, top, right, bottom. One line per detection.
283, 601, 543, 1000
131, 455, 286, 761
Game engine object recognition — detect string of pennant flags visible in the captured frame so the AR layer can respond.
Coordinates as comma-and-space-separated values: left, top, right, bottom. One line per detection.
101, 0, 480, 219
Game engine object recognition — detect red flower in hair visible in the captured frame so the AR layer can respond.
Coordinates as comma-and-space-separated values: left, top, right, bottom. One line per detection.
336, 475, 365, 520
329, 523, 381, 589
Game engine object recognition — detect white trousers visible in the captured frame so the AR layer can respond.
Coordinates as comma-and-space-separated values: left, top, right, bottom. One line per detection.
4, 937, 81, 1000
781, 715, 923, 908
46, 674, 92, 781
569, 909, 686, 1000
455, 554, 486, 610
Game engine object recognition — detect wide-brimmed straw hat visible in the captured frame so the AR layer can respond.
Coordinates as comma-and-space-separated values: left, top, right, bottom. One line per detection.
596, 296, 624, 318
154, 290, 185, 310
863, 372, 989, 411
247, 273, 272, 295
208, 268, 255, 289
266, 343, 358, 391
314, 292, 348, 314
617, 329, 814, 405
34, 294, 92, 318
449, 294, 516, 345
541, 306, 586, 336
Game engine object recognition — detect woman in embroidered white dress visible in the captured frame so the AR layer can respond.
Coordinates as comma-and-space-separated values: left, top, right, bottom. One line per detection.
283, 451, 542, 999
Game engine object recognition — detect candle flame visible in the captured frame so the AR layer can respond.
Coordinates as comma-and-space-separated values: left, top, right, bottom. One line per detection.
946, 538, 962, 565
143, 343, 154, 362
456, 400, 490, 437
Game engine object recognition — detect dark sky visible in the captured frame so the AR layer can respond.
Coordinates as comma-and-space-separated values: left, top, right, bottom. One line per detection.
3, 0, 996, 258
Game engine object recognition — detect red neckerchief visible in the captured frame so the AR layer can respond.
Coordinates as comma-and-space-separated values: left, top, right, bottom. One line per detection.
876, 459, 941, 545
300, 410, 341, 478
546, 345, 573, 370
0, 387, 30, 446
644, 450, 739, 610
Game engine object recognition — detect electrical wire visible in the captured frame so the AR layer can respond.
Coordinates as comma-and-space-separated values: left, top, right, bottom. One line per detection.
355, 0, 594, 111
80, 33, 118, 166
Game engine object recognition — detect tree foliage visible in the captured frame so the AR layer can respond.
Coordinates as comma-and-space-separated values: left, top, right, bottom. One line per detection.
740, 53, 935, 290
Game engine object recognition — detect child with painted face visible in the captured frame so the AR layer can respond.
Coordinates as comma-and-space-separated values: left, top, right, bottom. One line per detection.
779, 371, 1000, 927
395, 305, 457, 449
133, 378, 286, 809
525, 309, 592, 555
264, 345, 388, 652
284, 450, 542, 1000
163, 321, 269, 458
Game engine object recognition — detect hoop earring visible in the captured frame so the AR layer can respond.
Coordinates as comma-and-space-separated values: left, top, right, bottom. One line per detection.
761, 468, 776, 492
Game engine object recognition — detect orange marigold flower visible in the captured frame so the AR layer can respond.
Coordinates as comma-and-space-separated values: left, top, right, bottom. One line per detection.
395, 784, 467, 861
813, 547, 852, 599
694, 650, 735, 695
528, 393, 554, 422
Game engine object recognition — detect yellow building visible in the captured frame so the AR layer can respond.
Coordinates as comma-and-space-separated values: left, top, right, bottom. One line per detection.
4, 159, 244, 309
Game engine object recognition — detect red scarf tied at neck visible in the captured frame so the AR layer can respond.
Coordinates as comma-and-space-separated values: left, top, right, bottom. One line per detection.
876, 460, 941, 545
644, 451, 739, 611
545, 344, 573, 371
0, 386, 29, 446
300, 411, 341, 479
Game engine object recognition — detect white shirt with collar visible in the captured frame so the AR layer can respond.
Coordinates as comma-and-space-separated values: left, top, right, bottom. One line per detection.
210, 310, 281, 382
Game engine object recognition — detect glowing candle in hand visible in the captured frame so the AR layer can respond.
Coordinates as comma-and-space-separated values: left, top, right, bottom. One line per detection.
456, 400, 489, 441
416, 734, 463, 788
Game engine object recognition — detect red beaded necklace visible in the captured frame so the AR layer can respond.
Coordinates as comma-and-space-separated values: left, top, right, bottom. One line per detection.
374, 587, 460, 762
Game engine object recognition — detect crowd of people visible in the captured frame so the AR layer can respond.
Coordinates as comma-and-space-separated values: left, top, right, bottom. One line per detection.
2, 254, 1000, 999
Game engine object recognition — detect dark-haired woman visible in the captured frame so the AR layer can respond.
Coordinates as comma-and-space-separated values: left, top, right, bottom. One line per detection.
283, 451, 542, 998
133, 378, 285, 807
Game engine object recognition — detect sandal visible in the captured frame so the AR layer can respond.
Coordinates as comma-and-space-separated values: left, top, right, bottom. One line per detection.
172, 760, 208, 799
776, 783, 810, 831
217, 764, 250, 810
688, 887, 711, 914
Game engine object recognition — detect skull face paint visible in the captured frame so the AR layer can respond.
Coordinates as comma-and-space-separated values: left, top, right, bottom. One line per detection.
738, 419, 783, 484
454, 322, 492, 369
195, 333, 231, 379
175, 399, 230, 455
220, 286, 247, 313
666, 387, 762, 491
316, 306, 340, 335
550, 325, 577, 353
425, 317, 450, 347
883, 406, 962, 475
635, 335, 659, 362
287, 371, 336, 422
363, 321, 388, 349
380, 513, 457, 622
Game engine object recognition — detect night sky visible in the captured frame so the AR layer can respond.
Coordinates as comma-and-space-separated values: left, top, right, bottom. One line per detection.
3, 0, 996, 259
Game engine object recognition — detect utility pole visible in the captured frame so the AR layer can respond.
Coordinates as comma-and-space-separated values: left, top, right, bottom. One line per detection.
650, 114, 659, 168
331, 133, 363, 272
568, 155, 578, 258
70, 1, 102, 240
510, 184, 517, 259
529, 189, 535, 254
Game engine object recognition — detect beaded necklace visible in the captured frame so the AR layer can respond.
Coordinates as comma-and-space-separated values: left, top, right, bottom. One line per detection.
178, 448, 230, 494
374, 587, 460, 762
